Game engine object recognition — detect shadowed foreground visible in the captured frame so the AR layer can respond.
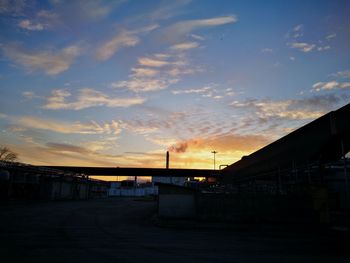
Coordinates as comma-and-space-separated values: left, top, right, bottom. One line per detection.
1, 198, 349, 263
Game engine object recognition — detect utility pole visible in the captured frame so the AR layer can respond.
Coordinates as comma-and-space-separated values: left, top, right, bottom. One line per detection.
211, 151, 218, 170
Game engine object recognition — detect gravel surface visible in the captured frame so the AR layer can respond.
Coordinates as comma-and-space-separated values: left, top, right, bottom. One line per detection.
0, 197, 349, 263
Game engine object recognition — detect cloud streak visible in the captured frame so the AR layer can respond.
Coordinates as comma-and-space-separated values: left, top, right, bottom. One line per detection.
230, 94, 346, 123
288, 42, 316, 53
286, 24, 332, 53
147, 0, 192, 20
112, 48, 199, 92
2, 43, 80, 75
168, 134, 270, 154
138, 57, 170, 67
171, 86, 211, 95
96, 25, 158, 61
16, 116, 121, 135
42, 88, 146, 110
170, 42, 199, 50
96, 30, 139, 61
17, 10, 60, 31
330, 70, 350, 79
163, 15, 237, 41
112, 78, 178, 92
312, 81, 350, 91
18, 19, 44, 31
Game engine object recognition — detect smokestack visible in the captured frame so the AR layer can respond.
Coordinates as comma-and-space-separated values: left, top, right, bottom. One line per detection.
166, 151, 169, 169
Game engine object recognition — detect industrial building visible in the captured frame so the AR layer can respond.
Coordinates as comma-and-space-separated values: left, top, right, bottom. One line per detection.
0, 161, 109, 201
108, 180, 157, 197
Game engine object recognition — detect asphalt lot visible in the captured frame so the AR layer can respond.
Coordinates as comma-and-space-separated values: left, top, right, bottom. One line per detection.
0, 197, 349, 263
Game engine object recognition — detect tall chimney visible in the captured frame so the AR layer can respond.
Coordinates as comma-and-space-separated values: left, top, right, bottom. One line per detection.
166, 151, 169, 169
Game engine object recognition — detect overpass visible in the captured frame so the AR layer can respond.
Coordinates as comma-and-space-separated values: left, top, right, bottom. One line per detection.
41, 166, 218, 178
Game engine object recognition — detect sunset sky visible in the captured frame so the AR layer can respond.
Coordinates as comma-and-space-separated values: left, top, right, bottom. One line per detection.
0, 0, 349, 172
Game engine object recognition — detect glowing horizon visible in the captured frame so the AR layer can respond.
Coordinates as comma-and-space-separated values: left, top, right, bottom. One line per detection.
0, 1, 349, 173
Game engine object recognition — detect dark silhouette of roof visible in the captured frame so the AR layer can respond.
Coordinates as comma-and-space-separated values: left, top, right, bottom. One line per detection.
222, 103, 350, 182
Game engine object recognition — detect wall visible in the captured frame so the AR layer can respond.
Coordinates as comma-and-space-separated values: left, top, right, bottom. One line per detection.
157, 184, 329, 224
158, 194, 196, 218
197, 193, 317, 223
157, 184, 197, 218
109, 187, 157, 197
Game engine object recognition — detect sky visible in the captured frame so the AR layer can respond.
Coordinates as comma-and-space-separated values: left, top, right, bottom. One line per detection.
0, 0, 350, 175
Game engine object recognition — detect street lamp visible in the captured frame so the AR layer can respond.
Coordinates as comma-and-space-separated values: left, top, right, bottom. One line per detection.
211, 151, 218, 170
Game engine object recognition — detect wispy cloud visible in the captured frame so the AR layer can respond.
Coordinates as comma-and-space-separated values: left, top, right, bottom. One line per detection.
172, 84, 231, 100
288, 42, 316, 53
330, 70, 350, 79
286, 24, 304, 39
117, 106, 237, 146
42, 88, 146, 110
261, 48, 273, 53
22, 91, 39, 99
163, 15, 237, 40
168, 133, 270, 154
288, 41, 331, 53
7, 137, 127, 167
286, 24, 332, 53
326, 33, 336, 40
17, 10, 60, 31
45, 142, 91, 155
51, 0, 123, 21
232, 99, 323, 120
190, 34, 205, 41
131, 67, 159, 77
119, 120, 159, 135
1, 43, 81, 75
96, 30, 139, 61
138, 57, 169, 67
230, 94, 345, 121
96, 25, 158, 61
171, 86, 211, 95
147, 0, 192, 20
18, 19, 44, 31
170, 42, 199, 50
116, 109, 204, 140
317, 45, 330, 51
112, 78, 178, 92
112, 47, 200, 92
312, 81, 350, 91
16, 116, 121, 135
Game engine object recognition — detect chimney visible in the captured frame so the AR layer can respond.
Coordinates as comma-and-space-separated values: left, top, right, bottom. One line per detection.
166, 151, 169, 169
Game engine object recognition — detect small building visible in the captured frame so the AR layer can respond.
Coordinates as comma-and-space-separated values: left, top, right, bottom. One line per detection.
152, 176, 187, 186
108, 180, 157, 197
157, 183, 197, 218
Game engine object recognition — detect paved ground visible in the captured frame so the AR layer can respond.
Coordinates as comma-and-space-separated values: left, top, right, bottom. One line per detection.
0, 197, 349, 263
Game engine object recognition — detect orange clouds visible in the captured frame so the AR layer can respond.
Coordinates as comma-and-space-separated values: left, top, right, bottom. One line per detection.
169, 134, 270, 154
163, 133, 272, 169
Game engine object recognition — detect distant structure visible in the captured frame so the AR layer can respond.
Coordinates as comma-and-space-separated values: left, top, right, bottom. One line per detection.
211, 150, 218, 170
0, 161, 109, 201
152, 151, 186, 186
108, 180, 156, 197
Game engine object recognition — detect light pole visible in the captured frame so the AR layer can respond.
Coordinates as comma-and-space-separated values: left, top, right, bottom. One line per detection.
211, 151, 218, 170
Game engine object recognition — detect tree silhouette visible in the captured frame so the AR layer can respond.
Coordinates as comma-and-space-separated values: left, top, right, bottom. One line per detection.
0, 146, 18, 162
